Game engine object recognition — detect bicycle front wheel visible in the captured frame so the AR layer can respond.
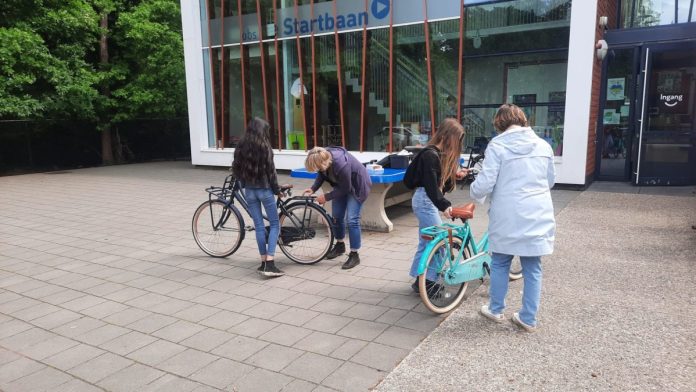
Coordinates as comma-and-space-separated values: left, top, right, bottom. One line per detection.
419, 237, 471, 314
278, 202, 334, 265
192, 200, 244, 258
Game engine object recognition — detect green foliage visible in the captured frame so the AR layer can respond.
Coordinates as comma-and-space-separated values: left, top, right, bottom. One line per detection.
0, 0, 186, 124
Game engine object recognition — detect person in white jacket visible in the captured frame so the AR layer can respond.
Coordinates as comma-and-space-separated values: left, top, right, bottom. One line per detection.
470, 104, 555, 332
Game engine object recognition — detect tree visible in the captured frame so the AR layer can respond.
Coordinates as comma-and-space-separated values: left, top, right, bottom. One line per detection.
0, 0, 187, 165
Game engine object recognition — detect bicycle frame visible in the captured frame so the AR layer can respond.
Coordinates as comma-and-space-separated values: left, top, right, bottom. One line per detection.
416, 220, 490, 285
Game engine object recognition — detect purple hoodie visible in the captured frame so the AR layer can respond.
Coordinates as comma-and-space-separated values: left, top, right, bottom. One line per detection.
310, 147, 372, 203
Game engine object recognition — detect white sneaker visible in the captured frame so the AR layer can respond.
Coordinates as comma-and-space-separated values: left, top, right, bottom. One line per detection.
511, 312, 537, 332
479, 305, 504, 323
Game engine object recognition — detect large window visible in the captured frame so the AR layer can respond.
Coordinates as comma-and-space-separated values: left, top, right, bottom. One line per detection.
621, 0, 695, 28
199, 0, 571, 155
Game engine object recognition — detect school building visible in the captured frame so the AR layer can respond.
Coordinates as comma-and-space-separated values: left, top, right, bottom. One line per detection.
180, 0, 696, 186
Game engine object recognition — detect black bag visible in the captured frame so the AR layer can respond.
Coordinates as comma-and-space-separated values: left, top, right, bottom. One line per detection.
403, 146, 434, 189
377, 153, 411, 169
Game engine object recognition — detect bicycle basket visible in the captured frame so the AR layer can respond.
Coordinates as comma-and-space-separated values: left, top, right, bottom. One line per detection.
444, 252, 489, 285
266, 226, 315, 244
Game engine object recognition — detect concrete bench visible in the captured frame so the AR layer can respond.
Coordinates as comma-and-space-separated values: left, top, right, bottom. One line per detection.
290, 168, 413, 232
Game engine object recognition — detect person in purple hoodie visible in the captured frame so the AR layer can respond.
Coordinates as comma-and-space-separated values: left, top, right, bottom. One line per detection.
303, 147, 372, 269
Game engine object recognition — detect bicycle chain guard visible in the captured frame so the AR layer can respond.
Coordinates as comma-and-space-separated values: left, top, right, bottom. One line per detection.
444, 252, 490, 285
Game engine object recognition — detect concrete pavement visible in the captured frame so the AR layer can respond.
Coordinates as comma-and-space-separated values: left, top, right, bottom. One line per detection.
1, 162, 694, 391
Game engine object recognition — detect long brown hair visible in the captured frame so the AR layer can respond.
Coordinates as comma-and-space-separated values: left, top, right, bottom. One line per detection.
429, 118, 465, 188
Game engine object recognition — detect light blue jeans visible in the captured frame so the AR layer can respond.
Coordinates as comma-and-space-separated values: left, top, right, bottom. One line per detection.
244, 187, 279, 257
410, 187, 442, 281
488, 253, 542, 326
331, 193, 363, 250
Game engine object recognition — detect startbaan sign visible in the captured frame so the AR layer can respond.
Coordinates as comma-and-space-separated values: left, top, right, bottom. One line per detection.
203, 0, 465, 46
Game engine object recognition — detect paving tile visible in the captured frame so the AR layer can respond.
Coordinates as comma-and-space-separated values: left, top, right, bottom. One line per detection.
341, 303, 389, 321
174, 303, 220, 322
280, 379, 317, 392
310, 298, 356, 315
228, 317, 279, 338
180, 328, 236, 352
233, 368, 294, 392
41, 289, 85, 305
191, 290, 234, 306
0, 357, 44, 384
127, 313, 178, 334
53, 378, 104, 392
290, 280, 330, 295
303, 313, 353, 334
0, 318, 33, 339
337, 319, 390, 341
281, 293, 324, 310
329, 339, 369, 361
43, 343, 105, 371
281, 352, 343, 384
125, 292, 170, 309
97, 363, 166, 392
211, 335, 268, 361
6, 365, 73, 391
52, 316, 106, 338
79, 324, 130, 345
100, 330, 158, 356
292, 331, 348, 356
150, 298, 195, 314
103, 287, 148, 303
169, 286, 211, 301
378, 294, 418, 310
0, 327, 55, 352
0, 348, 21, 366
103, 307, 152, 326
394, 311, 444, 333
349, 342, 409, 371
246, 343, 304, 372
152, 320, 206, 343
127, 339, 188, 365
321, 361, 385, 392
12, 302, 62, 321
271, 307, 320, 326
156, 348, 219, 377
199, 310, 249, 330
0, 297, 41, 315
31, 308, 83, 330
190, 357, 254, 389
375, 308, 408, 325
61, 295, 106, 312
317, 286, 359, 301
68, 352, 133, 383
139, 374, 201, 392
260, 324, 313, 347
21, 334, 78, 360
374, 325, 427, 350
80, 300, 129, 319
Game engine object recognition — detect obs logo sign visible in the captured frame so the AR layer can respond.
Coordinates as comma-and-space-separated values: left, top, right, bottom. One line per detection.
371, 0, 390, 20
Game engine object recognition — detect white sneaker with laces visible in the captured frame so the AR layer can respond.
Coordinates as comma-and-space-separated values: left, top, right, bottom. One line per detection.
479, 305, 504, 323
511, 312, 537, 332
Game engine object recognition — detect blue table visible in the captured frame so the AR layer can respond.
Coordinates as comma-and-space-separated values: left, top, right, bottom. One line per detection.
290, 168, 412, 232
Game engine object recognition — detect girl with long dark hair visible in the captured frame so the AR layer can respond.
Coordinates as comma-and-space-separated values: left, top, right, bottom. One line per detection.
231, 117, 284, 277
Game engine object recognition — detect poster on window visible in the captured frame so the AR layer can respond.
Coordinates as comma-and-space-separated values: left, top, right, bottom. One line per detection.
603, 109, 620, 125
512, 94, 536, 125
606, 78, 625, 100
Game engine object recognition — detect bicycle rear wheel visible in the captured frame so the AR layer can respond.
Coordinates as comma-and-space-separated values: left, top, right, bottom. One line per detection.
278, 202, 334, 264
419, 237, 471, 314
192, 200, 244, 258
509, 257, 523, 281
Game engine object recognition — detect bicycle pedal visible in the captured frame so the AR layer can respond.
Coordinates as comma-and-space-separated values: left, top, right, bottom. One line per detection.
245, 225, 255, 231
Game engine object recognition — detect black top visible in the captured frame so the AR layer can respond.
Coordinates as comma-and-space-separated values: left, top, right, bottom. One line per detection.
410, 146, 454, 211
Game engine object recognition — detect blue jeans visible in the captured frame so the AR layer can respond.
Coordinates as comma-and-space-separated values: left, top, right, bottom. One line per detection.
410, 187, 442, 281
331, 193, 363, 251
488, 253, 542, 326
244, 187, 279, 257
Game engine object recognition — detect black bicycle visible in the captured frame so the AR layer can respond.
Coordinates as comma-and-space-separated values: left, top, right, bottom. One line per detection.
192, 174, 334, 264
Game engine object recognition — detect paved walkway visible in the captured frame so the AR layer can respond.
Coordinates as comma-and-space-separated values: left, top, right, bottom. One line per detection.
1, 162, 693, 391
377, 183, 696, 391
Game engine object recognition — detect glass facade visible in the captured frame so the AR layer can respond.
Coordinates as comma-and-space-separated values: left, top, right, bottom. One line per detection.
200, 0, 571, 156
621, 0, 695, 28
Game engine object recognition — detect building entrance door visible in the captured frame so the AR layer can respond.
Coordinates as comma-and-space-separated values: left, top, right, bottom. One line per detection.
634, 42, 696, 185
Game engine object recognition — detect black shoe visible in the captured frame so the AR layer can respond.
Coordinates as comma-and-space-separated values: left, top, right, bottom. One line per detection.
257, 262, 285, 277
412, 277, 441, 295
341, 252, 360, 270
411, 279, 419, 293
326, 242, 346, 260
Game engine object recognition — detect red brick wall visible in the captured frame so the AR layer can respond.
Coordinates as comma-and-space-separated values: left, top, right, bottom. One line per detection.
585, 0, 619, 182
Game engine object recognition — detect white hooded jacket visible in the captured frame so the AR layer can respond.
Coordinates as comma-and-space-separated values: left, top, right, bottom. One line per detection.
470, 126, 556, 256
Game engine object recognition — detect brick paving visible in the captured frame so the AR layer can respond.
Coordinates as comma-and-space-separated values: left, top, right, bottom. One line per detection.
0, 161, 462, 392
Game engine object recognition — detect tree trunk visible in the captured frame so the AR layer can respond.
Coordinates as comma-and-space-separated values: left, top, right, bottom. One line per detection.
99, 13, 114, 165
